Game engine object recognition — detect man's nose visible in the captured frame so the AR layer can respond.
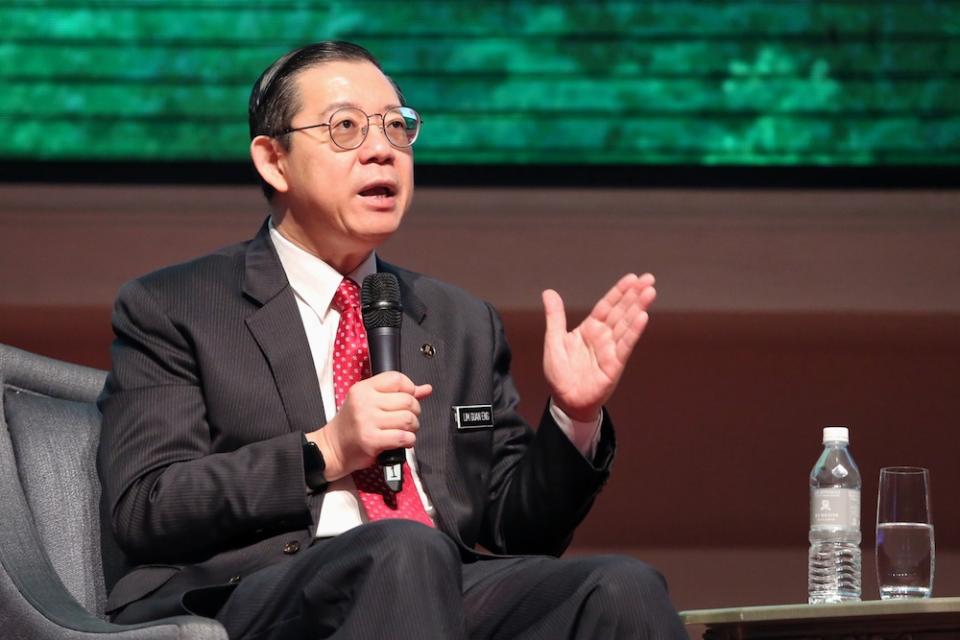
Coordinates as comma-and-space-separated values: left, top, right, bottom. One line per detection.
358, 118, 395, 161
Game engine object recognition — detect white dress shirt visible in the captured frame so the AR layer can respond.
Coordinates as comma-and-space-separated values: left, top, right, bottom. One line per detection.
269, 222, 601, 538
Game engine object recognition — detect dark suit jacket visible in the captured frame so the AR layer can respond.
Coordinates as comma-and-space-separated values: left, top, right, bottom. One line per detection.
97, 221, 615, 619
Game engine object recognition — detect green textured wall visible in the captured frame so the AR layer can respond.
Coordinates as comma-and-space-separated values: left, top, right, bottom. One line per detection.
1, 0, 958, 165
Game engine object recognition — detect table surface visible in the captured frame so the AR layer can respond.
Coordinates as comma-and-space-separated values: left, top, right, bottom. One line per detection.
680, 596, 960, 625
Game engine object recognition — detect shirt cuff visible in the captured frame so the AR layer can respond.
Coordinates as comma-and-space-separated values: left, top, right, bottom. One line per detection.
549, 399, 602, 461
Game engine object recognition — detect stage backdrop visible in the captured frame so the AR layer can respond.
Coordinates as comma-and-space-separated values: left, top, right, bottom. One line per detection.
1, 0, 958, 167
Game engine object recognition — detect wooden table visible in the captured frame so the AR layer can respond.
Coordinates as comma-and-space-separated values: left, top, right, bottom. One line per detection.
681, 597, 960, 639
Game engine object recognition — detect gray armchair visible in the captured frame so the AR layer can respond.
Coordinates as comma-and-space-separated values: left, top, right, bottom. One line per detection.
0, 343, 227, 639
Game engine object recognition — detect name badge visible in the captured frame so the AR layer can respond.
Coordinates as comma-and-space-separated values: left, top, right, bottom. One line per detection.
453, 405, 494, 430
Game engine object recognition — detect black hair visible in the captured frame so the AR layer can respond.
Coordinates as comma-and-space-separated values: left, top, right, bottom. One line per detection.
248, 41, 403, 200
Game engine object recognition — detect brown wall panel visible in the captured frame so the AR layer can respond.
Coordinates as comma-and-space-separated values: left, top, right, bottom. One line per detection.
4, 306, 958, 554
3, 185, 960, 313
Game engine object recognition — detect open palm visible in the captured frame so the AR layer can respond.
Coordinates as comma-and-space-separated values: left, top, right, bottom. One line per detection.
542, 273, 656, 422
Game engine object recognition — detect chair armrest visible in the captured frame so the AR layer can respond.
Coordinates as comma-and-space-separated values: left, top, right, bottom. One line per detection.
0, 544, 227, 640
0, 344, 107, 404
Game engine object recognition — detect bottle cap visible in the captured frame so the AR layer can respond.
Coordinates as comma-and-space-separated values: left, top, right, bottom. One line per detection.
822, 426, 849, 444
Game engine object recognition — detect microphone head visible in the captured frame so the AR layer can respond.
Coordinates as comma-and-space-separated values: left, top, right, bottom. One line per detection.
361, 273, 402, 330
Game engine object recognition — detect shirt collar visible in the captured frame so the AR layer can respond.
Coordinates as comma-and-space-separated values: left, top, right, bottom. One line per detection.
269, 220, 377, 318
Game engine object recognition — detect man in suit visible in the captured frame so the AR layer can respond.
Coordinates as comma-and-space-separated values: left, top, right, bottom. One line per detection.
98, 41, 685, 639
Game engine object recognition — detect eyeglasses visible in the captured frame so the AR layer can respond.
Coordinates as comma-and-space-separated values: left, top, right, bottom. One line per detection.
278, 106, 422, 150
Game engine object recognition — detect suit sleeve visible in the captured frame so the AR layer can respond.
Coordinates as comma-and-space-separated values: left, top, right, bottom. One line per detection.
97, 280, 312, 563
477, 302, 615, 557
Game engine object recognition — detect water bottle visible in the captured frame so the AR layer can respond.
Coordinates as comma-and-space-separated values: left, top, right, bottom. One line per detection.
808, 426, 862, 603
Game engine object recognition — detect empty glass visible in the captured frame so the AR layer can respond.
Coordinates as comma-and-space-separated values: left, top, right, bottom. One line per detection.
875, 467, 934, 599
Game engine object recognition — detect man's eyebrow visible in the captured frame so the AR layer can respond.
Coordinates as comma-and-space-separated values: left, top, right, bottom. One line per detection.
319, 102, 404, 118
320, 101, 358, 117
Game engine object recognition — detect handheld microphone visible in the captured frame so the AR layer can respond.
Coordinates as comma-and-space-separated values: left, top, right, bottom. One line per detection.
360, 273, 405, 492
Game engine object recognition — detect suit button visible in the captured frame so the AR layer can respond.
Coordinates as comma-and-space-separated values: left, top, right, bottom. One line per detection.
228, 575, 241, 584
283, 540, 301, 555
420, 343, 435, 358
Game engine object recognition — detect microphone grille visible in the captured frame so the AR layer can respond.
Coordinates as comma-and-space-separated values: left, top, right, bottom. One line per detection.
361, 273, 402, 329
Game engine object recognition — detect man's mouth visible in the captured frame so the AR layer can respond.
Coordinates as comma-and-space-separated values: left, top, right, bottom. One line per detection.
359, 185, 396, 198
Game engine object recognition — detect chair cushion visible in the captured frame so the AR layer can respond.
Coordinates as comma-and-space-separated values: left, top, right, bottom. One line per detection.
4, 388, 108, 617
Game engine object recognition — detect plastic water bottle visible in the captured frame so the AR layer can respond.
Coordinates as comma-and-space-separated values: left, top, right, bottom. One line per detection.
808, 426, 862, 604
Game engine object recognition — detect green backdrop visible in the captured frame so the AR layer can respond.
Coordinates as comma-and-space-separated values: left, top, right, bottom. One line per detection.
2, 0, 958, 165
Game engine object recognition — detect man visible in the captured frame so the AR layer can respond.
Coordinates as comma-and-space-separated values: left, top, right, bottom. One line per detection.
98, 41, 685, 639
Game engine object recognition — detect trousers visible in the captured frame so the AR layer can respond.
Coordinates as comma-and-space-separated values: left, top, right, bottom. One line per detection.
211, 520, 686, 640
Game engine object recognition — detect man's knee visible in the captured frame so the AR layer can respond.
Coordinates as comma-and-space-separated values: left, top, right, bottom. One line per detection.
583, 555, 669, 603
597, 555, 667, 592
577, 556, 685, 638
349, 520, 461, 577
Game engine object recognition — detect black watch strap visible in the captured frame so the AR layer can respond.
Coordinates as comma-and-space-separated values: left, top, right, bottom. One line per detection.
301, 434, 328, 493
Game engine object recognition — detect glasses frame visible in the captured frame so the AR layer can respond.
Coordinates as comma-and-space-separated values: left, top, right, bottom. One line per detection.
278, 106, 422, 150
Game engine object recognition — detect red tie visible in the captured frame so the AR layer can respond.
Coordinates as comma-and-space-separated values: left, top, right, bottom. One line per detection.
332, 278, 434, 527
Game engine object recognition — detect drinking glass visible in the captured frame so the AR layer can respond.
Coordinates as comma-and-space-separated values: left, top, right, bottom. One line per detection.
876, 467, 934, 599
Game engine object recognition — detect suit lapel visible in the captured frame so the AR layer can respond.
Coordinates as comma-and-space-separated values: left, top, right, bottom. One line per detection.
242, 222, 327, 434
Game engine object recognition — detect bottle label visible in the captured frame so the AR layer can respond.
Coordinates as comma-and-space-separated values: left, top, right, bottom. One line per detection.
811, 488, 860, 528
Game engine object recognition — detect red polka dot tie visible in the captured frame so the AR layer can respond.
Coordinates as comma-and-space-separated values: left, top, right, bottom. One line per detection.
332, 278, 434, 527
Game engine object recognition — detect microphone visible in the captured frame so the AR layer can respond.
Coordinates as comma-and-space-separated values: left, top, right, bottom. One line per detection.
360, 273, 405, 492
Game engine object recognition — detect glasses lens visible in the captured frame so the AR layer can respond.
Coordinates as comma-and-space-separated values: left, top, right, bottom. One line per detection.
329, 108, 367, 149
384, 107, 420, 147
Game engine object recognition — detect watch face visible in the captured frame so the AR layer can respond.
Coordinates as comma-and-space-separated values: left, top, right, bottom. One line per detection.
304, 440, 327, 492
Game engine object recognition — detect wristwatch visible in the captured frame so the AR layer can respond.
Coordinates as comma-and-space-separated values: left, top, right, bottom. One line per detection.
301, 434, 328, 493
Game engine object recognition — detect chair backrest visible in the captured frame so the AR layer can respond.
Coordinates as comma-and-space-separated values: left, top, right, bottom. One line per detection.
0, 344, 124, 619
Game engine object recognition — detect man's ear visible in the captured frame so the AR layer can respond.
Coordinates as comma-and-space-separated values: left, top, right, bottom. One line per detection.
250, 135, 289, 194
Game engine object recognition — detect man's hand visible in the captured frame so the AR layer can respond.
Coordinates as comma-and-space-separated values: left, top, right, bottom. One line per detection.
542, 273, 656, 423
306, 372, 432, 481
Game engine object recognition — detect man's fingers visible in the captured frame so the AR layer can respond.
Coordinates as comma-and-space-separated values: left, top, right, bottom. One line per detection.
376, 391, 423, 415
542, 289, 567, 341
368, 370, 416, 393
614, 310, 650, 363
610, 287, 655, 343
376, 428, 417, 450
377, 410, 420, 432
590, 272, 655, 322
366, 374, 433, 401
638, 284, 657, 309
604, 285, 639, 330
413, 383, 433, 400
589, 276, 629, 322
